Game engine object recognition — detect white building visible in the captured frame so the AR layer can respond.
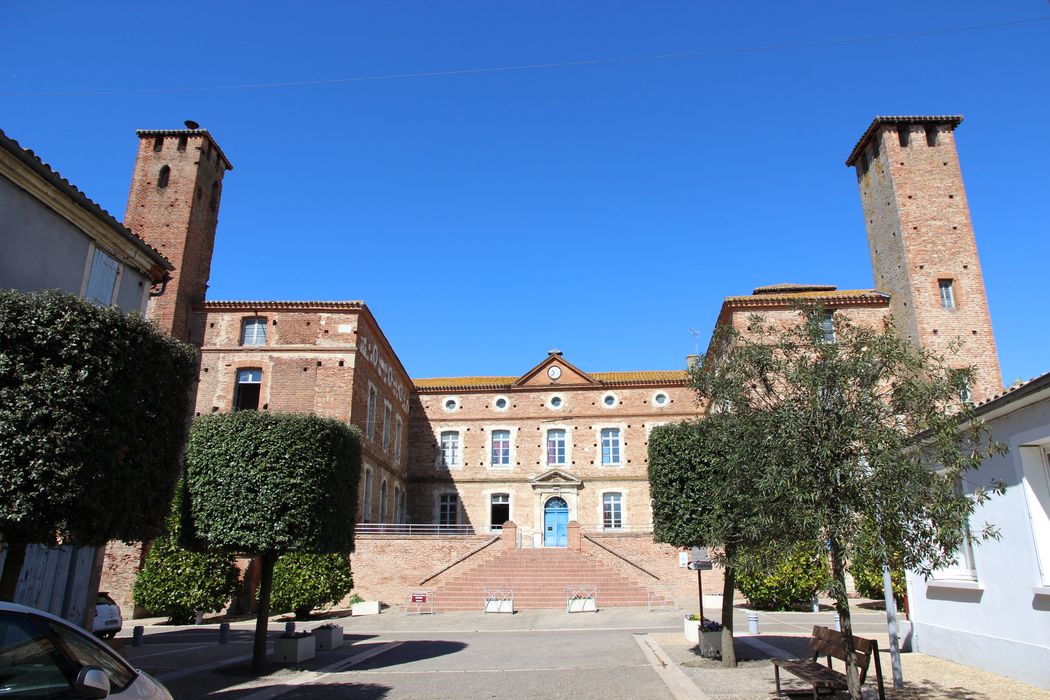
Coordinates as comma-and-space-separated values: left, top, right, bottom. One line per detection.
906, 372, 1050, 689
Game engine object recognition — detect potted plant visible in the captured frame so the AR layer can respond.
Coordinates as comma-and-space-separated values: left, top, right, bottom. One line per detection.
272, 630, 316, 663
683, 614, 723, 658
567, 593, 597, 613
350, 594, 380, 616
313, 623, 343, 650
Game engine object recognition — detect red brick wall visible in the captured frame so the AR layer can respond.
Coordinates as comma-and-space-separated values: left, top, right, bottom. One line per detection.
855, 122, 1002, 402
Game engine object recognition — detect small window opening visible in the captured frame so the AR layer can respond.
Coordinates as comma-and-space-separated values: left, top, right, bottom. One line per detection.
925, 125, 938, 147
234, 368, 262, 411
897, 126, 910, 148
177, 136, 187, 151
152, 136, 163, 152
205, 141, 212, 158
157, 165, 170, 189
209, 181, 219, 211
939, 279, 956, 309
819, 311, 836, 343
490, 493, 510, 530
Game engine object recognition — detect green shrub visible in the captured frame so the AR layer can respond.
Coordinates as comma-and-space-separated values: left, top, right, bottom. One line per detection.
133, 483, 240, 624
266, 553, 354, 619
849, 521, 906, 608
736, 547, 830, 611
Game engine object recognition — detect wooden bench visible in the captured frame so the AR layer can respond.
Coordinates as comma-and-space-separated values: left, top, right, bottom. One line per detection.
772, 625, 885, 699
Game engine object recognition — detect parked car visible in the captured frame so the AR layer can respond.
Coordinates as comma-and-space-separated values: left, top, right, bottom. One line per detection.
92, 592, 122, 639
0, 601, 171, 698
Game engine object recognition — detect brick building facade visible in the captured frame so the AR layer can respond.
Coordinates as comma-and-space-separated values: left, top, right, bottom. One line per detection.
98, 114, 1005, 612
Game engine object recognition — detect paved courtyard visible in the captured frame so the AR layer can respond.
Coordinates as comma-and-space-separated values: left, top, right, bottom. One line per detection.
112, 605, 1049, 699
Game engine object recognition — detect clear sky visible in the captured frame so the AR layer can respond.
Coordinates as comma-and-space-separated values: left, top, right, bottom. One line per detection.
2, 2, 1047, 384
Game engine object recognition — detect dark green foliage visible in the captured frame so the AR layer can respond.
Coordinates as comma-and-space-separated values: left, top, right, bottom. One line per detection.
266, 553, 354, 619
182, 411, 361, 555
849, 520, 906, 608
735, 547, 829, 611
0, 290, 197, 546
133, 483, 240, 624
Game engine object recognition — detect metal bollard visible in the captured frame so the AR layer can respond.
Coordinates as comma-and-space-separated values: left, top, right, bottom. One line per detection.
132, 626, 144, 647
284, 621, 295, 635
747, 611, 759, 635
194, 611, 204, 625
218, 622, 229, 645
832, 613, 841, 631
811, 597, 820, 613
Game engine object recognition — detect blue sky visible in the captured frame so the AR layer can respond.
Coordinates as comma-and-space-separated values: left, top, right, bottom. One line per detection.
2, 2, 1048, 383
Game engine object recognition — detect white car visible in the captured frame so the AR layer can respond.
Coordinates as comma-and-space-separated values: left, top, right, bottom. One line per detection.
92, 593, 122, 639
0, 601, 172, 698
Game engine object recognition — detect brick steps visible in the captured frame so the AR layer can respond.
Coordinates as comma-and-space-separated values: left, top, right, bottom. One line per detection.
428, 546, 654, 611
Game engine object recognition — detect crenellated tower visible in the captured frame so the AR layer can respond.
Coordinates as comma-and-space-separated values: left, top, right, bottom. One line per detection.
847, 116, 1002, 403
123, 124, 232, 342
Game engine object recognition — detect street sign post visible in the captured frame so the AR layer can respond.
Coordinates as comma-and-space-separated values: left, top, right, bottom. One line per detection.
689, 547, 712, 620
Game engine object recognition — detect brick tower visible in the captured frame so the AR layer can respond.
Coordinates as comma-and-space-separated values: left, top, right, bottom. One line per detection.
847, 116, 1002, 403
123, 125, 232, 342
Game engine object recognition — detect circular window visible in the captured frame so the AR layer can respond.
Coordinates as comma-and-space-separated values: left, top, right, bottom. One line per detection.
493, 396, 509, 411
548, 394, 565, 410
653, 392, 668, 407
601, 392, 618, 408
442, 397, 459, 412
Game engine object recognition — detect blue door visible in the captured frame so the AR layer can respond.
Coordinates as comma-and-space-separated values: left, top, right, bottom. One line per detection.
543, 497, 569, 547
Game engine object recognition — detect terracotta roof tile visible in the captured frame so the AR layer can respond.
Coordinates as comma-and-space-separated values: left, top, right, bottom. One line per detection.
413, 370, 688, 391
202, 300, 364, 311
724, 289, 890, 305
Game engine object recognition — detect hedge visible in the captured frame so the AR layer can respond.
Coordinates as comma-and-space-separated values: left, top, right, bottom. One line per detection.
736, 547, 830, 611
266, 553, 354, 619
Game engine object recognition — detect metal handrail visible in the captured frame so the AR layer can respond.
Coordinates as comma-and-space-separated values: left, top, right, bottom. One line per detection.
356, 523, 476, 536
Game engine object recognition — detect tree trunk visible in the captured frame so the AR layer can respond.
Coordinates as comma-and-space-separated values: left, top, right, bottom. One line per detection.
0, 539, 28, 602
251, 551, 277, 673
828, 535, 861, 700
720, 543, 737, 668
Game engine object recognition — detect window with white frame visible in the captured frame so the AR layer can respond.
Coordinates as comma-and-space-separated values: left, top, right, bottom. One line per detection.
490, 493, 510, 531
233, 368, 262, 411
1019, 445, 1050, 586
439, 493, 458, 526
547, 429, 566, 465
603, 493, 623, 529
600, 428, 622, 466
379, 479, 388, 522
439, 431, 460, 469
361, 468, 373, 523
240, 318, 267, 346
939, 279, 956, 309
85, 247, 120, 305
382, 403, 392, 451
395, 416, 403, 463
932, 479, 978, 583
491, 429, 511, 467
366, 385, 377, 440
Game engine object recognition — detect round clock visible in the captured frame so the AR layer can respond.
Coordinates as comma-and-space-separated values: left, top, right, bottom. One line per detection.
547, 366, 562, 380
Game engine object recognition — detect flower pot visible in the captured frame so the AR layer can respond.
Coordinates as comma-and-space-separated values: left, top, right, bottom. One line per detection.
700, 630, 722, 659
485, 599, 513, 613
567, 597, 597, 613
314, 626, 343, 651
351, 600, 380, 616
272, 635, 315, 663
683, 616, 700, 643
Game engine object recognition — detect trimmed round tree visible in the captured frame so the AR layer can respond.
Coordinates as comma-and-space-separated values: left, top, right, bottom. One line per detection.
182, 411, 361, 671
0, 290, 197, 599
267, 553, 354, 619
134, 483, 240, 624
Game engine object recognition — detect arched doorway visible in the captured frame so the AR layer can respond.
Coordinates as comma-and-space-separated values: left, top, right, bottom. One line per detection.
543, 496, 569, 547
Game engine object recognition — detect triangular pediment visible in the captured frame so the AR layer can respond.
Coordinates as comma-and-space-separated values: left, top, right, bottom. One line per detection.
514, 352, 598, 388
530, 468, 582, 486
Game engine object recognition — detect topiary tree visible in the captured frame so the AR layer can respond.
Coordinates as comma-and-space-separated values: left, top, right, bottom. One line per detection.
735, 546, 829, 611
649, 413, 806, 666
266, 553, 353, 620
133, 483, 240, 624
0, 290, 197, 600
182, 411, 361, 672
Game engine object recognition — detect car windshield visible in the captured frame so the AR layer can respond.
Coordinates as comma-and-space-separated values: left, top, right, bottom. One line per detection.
0, 613, 75, 698
96, 594, 115, 607
47, 622, 135, 692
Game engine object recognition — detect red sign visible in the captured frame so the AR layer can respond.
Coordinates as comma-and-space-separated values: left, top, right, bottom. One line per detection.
410, 593, 428, 603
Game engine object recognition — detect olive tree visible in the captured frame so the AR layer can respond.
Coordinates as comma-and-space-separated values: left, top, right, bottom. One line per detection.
182, 411, 361, 672
692, 309, 1005, 698
0, 290, 197, 600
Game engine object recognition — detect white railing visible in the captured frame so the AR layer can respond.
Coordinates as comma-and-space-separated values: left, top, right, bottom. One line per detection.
581, 524, 654, 534
356, 523, 476, 536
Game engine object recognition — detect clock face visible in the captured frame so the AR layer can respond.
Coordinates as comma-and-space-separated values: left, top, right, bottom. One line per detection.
547, 366, 562, 380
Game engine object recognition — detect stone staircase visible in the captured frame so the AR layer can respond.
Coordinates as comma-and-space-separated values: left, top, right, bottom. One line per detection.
428, 546, 654, 611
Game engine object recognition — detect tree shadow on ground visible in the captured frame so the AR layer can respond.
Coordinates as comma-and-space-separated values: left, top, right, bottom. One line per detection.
350, 640, 468, 670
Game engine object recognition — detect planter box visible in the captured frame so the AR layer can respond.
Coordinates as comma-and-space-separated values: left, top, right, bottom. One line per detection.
485, 599, 513, 614
352, 600, 380, 616
272, 635, 315, 663
683, 616, 701, 643
314, 626, 343, 651
567, 597, 597, 613
700, 630, 722, 659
